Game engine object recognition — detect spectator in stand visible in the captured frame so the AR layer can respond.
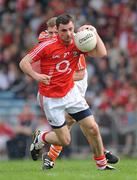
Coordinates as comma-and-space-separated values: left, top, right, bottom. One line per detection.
0, 118, 14, 159
7, 104, 35, 159
10, 75, 37, 99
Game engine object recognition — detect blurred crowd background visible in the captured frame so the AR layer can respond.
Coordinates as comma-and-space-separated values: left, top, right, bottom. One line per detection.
0, 0, 137, 160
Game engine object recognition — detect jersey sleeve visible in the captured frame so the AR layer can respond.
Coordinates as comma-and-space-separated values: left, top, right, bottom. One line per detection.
28, 41, 48, 63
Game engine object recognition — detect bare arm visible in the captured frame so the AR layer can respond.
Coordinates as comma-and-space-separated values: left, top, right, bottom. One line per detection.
19, 55, 37, 79
19, 54, 51, 84
73, 69, 85, 81
88, 31, 107, 57
78, 25, 107, 58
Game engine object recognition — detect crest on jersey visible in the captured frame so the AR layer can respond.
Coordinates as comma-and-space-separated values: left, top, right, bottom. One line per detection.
73, 51, 79, 57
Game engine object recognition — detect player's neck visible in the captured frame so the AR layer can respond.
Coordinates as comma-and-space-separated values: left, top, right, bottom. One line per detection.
64, 40, 73, 46
58, 36, 73, 46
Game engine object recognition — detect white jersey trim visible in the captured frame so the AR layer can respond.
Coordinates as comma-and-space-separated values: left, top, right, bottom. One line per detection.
29, 39, 57, 59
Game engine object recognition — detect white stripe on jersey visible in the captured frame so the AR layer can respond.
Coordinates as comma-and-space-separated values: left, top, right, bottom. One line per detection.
77, 55, 85, 70
78, 61, 83, 70
29, 39, 57, 59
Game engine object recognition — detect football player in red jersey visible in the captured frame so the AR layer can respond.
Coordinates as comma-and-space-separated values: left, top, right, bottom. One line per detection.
32, 17, 89, 168
20, 14, 117, 170
38, 18, 119, 170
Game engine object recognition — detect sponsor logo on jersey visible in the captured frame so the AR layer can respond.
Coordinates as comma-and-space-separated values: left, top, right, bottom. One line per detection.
64, 52, 70, 58
52, 54, 60, 59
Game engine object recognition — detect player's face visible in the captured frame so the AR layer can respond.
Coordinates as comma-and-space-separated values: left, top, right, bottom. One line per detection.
58, 21, 74, 45
47, 26, 58, 37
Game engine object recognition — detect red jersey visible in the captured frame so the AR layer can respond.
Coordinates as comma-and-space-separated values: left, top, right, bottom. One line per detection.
29, 36, 84, 98
31, 31, 50, 73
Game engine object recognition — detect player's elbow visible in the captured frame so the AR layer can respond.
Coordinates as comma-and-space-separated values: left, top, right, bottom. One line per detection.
19, 59, 24, 70
19, 60, 25, 73
88, 48, 107, 58
98, 49, 107, 58
19, 55, 31, 71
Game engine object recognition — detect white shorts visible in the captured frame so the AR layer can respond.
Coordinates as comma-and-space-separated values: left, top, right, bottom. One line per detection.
75, 69, 88, 97
37, 84, 89, 127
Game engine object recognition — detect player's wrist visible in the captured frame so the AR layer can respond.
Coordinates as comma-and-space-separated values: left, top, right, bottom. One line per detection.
32, 71, 40, 81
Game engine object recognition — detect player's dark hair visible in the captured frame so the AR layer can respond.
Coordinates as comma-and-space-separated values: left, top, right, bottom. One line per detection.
56, 14, 75, 28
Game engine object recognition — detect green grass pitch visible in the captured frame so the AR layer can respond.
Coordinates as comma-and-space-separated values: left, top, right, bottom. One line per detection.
0, 158, 137, 180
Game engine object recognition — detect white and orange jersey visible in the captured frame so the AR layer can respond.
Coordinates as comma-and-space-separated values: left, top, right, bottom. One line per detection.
76, 54, 86, 71
28, 36, 86, 98
38, 30, 49, 43
75, 54, 88, 97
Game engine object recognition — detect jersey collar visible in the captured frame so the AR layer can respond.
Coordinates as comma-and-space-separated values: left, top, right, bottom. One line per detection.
57, 35, 74, 47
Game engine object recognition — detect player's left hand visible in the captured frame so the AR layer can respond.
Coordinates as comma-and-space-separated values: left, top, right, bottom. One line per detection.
78, 25, 97, 33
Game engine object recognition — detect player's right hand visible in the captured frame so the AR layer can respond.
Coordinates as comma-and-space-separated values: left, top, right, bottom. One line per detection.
34, 72, 51, 85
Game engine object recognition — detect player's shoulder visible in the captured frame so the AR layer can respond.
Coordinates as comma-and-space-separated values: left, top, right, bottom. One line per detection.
38, 30, 49, 42
30, 38, 57, 53
39, 37, 58, 47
